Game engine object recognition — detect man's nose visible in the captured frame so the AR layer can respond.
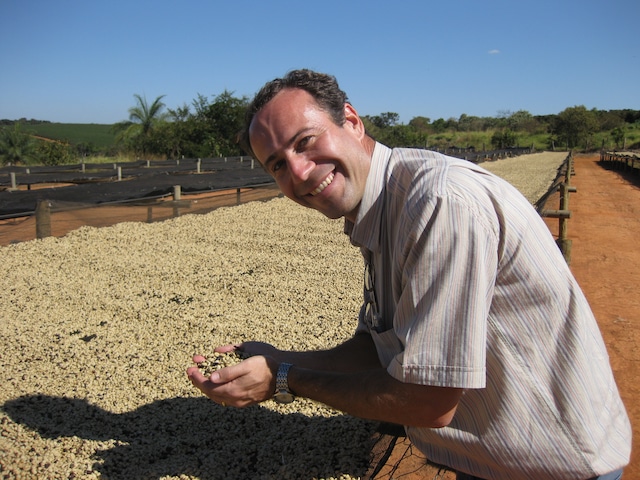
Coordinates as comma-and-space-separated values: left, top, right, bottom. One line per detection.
287, 154, 314, 183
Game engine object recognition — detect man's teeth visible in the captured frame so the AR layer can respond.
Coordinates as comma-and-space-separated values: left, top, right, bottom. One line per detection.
310, 172, 335, 196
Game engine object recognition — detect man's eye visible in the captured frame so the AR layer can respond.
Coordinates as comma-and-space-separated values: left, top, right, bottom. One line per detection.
296, 136, 311, 151
272, 159, 285, 173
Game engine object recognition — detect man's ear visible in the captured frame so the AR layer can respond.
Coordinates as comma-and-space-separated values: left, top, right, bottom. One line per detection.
343, 103, 366, 139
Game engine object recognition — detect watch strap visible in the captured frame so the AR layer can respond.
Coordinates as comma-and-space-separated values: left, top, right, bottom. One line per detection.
275, 362, 293, 394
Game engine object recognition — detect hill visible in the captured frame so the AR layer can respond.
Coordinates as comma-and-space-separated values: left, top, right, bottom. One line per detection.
12, 122, 116, 149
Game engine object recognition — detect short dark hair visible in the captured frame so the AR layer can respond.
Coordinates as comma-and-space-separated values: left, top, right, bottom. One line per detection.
239, 69, 349, 158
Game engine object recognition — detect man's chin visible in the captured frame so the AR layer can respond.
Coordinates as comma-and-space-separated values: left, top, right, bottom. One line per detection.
289, 196, 346, 220
321, 211, 343, 220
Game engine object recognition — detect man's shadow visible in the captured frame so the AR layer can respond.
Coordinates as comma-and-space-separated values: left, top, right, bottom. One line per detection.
3, 394, 375, 479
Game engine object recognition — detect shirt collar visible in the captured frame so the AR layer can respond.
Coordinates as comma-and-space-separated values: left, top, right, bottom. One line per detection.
344, 142, 392, 252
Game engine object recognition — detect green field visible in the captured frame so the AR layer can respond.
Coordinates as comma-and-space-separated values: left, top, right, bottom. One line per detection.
24, 123, 116, 148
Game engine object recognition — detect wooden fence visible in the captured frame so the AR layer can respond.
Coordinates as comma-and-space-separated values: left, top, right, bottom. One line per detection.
29, 184, 278, 242
7, 152, 579, 251
535, 152, 576, 264
599, 151, 640, 174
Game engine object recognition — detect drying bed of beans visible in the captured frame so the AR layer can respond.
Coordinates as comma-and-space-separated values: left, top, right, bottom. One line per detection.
0, 152, 566, 479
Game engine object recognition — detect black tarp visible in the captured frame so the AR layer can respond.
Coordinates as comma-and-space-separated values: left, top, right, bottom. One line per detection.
0, 165, 274, 217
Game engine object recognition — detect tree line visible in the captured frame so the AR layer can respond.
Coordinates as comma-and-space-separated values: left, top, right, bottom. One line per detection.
1, 92, 639, 166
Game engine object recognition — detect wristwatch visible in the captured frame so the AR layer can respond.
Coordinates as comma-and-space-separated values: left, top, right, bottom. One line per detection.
273, 362, 294, 404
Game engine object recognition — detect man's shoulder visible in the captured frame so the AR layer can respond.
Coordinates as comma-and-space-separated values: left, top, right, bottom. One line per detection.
388, 147, 466, 172
386, 147, 453, 184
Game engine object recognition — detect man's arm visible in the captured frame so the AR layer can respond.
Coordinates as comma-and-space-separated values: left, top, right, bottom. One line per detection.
288, 365, 462, 428
234, 332, 384, 372
187, 332, 462, 428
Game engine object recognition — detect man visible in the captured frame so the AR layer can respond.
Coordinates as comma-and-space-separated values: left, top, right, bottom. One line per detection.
187, 69, 631, 479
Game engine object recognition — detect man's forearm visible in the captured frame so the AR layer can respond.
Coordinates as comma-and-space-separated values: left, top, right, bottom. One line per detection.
286, 365, 462, 428
277, 333, 463, 428
276, 332, 382, 373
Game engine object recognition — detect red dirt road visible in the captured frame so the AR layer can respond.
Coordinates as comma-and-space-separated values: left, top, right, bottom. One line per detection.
557, 154, 639, 479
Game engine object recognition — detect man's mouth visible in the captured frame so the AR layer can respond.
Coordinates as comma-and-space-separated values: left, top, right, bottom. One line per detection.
310, 172, 335, 196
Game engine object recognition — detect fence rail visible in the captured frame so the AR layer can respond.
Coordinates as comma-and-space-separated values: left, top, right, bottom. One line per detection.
599, 151, 640, 174
430, 146, 534, 164
535, 152, 575, 264
0, 183, 283, 246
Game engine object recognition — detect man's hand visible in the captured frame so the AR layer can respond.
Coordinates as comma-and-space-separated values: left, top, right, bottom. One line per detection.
186, 354, 278, 408
212, 341, 282, 360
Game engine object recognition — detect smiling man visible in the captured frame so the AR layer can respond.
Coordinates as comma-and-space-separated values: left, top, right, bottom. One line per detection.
187, 70, 631, 480
248, 85, 373, 221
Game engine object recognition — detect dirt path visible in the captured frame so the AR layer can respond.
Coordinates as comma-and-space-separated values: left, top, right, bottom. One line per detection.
555, 154, 639, 478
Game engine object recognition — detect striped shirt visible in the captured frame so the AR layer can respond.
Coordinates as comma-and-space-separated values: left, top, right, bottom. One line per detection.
345, 143, 631, 479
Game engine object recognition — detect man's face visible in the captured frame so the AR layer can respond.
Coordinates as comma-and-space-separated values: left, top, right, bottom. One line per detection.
248, 89, 371, 221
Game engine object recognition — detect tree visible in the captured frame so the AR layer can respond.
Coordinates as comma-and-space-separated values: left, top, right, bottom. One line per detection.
162, 103, 192, 159
507, 110, 535, 132
430, 118, 449, 133
458, 114, 483, 132
113, 94, 167, 157
596, 110, 624, 131
187, 90, 248, 157
128, 93, 167, 136
552, 106, 598, 149
408, 116, 431, 131
199, 90, 249, 157
366, 112, 400, 129
0, 124, 39, 166
379, 124, 428, 148
37, 141, 73, 166
491, 129, 518, 149
611, 127, 625, 149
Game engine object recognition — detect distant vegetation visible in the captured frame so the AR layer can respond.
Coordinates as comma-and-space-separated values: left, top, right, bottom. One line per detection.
1, 98, 639, 166
20, 122, 116, 149
0, 120, 118, 165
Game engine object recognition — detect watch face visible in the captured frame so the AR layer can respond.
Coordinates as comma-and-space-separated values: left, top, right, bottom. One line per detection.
273, 391, 294, 404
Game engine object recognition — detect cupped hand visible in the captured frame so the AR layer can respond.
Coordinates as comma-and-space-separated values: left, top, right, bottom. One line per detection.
233, 341, 280, 359
186, 354, 278, 407
207, 342, 280, 359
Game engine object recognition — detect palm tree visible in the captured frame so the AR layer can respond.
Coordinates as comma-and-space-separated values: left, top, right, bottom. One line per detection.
0, 124, 39, 166
113, 94, 167, 157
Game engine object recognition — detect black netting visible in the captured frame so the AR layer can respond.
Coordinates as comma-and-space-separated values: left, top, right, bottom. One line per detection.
0, 158, 273, 217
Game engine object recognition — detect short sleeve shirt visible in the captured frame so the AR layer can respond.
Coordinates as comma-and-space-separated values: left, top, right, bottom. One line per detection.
345, 143, 631, 479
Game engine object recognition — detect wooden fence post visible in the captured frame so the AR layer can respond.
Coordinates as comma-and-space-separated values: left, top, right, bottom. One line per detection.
557, 153, 575, 264
557, 183, 572, 263
539, 152, 576, 264
35, 200, 52, 239
173, 185, 182, 217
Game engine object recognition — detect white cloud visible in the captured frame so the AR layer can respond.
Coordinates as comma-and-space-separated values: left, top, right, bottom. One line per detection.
488, 49, 501, 55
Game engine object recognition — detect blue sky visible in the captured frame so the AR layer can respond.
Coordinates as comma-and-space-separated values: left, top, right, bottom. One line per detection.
1, 0, 638, 125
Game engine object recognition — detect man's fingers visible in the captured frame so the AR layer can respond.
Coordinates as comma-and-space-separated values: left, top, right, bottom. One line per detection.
214, 344, 240, 353
186, 365, 207, 384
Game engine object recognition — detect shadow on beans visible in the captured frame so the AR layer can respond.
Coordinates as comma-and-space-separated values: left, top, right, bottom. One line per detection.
3, 394, 375, 479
